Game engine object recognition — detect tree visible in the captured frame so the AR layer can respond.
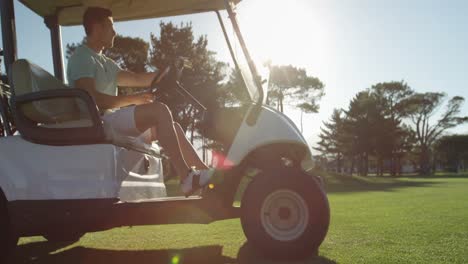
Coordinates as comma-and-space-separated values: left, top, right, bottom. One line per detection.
342, 91, 383, 176
267, 65, 324, 114
149, 22, 227, 133
314, 109, 345, 173
371, 81, 414, 175
104, 36, 149, 73
435, 134, 468, 172
406, 92, 468, 175
340, 89, 406, 176
315, 92, 379, 176
220, 68, 250, 107
315, 82, 418, 176
391, 124, 417, 176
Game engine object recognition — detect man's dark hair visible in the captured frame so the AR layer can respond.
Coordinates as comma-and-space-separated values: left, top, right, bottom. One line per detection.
83, 7, 112, 35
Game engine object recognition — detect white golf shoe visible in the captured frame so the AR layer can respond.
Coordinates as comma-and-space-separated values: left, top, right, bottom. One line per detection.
180, 168, 215, 197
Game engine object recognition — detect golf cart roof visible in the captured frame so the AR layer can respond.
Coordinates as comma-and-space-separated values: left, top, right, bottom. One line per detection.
19, 0, 241, 26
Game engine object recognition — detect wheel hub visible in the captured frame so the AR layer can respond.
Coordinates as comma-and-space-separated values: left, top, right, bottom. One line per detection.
278, 207, 291, 220
260, 189, 309, 241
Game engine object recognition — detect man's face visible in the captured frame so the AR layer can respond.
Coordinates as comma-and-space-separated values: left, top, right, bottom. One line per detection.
96, 16, 116, 48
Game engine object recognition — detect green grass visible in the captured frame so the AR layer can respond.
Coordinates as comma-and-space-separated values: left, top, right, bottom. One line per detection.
12, 173, 468, 264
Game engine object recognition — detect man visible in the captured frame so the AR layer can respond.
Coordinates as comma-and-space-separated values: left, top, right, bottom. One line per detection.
67, 7, 213, 196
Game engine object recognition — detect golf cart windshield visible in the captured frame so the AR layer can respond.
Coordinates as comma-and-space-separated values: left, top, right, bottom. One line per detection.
223, 3, 266, 104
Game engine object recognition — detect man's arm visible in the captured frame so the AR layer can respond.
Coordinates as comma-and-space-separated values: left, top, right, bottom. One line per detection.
75, 78, 153, 110
117, 71, 158, 88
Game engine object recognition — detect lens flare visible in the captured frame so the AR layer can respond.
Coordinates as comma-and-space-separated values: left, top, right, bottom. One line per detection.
211, 151, 234, 169
171, 255, 180, 264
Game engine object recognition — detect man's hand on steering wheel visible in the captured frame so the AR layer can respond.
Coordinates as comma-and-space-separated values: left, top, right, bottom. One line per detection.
150, 66, 171, 88
131, 93, 154, 105
148, 57, 206, 114
149, 57, 188, 98
149, 65, 174, 98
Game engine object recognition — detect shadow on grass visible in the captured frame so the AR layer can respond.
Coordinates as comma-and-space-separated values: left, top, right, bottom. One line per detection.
322, 173, 439, 194
12, 241, 234, 264
237, 242, 336, 264
11, 241, 336, 264
409, 172, 468, 179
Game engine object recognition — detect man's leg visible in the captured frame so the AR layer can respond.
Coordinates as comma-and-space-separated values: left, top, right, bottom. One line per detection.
173, 122, 209, 170
134, 102, 191, 180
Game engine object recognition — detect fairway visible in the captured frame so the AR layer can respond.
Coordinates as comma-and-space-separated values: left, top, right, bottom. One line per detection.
13, 174, 468, 264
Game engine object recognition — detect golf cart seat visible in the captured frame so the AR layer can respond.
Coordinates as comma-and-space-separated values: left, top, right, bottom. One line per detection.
13, 60, 91, 126
11, 59, 105, 145
0, 59, 166, 201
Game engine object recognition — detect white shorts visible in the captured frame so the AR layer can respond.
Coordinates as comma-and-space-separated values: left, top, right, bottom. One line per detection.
102, 106, 152, 143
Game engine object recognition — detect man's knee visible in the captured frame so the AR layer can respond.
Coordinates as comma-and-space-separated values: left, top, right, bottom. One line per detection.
143, 102, 172, 119
151, 101, 170, 114
134, 102, 172, 131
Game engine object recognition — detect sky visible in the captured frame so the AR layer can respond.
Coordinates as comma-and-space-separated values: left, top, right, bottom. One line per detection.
2, 0, 468, 147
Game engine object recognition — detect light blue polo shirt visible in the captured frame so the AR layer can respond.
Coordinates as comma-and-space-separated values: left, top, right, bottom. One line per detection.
67, 45, 121, 96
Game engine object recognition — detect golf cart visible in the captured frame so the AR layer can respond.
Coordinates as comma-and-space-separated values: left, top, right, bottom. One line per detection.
0, 0, 329, 261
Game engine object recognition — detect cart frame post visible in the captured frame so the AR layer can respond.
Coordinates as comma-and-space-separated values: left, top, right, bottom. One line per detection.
45, 14, 65, 81
0, 0, 17, 78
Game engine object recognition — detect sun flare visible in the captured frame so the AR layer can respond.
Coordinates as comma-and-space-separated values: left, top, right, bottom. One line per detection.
236, 0, 334, 69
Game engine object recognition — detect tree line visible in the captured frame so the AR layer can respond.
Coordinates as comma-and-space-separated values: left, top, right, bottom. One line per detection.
314, 81, 468, 176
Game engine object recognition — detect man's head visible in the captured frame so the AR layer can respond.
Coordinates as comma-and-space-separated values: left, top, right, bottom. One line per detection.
83, 7, 116, 48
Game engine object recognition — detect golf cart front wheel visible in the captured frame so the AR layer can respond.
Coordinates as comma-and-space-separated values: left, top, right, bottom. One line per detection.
240, 167, 329, 260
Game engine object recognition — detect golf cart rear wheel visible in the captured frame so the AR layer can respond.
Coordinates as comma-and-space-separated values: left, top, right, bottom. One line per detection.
240, 167, 329, 260
43, 232, 85, 243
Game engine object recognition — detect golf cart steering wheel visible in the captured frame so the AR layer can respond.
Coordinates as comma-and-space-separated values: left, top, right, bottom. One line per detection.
149, 57, 187, 99
149, 65, 172, 98
149, 58, 206, 114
